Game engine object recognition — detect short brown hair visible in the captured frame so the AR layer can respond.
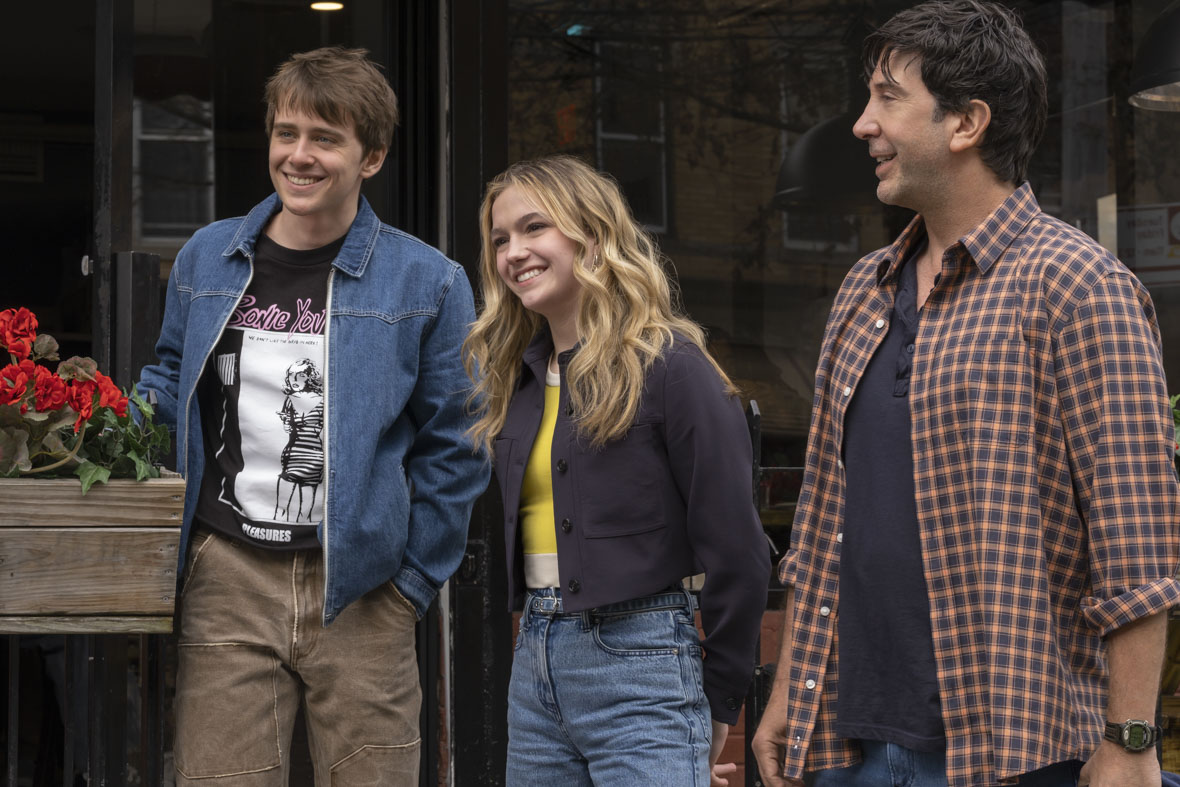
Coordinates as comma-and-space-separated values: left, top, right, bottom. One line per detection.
864, 1, 1047, 185
264, 46, 399, 156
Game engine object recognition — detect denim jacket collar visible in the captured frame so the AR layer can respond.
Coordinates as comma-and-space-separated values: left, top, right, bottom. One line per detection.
220, 193, 383, 279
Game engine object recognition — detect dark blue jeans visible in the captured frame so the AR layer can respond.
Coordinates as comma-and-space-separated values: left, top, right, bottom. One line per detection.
808, 740, 1082, 786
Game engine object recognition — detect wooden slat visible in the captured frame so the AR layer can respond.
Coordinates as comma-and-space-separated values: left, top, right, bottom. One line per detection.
0, 528, 178, 615
0, 616, 173, 634
0, 477, 184, 529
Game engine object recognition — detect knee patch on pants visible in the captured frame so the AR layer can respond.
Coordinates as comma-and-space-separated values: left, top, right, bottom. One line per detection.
330, 739, 421, 786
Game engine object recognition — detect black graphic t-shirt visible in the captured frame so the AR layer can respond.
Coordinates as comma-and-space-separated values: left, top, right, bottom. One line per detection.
194, 233, 344, 550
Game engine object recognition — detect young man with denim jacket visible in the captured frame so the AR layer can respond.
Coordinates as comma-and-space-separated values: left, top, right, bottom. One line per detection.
137, 47, 488, 786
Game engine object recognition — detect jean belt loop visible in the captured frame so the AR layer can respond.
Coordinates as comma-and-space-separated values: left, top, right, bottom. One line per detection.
681, 584, 696, 616
580, 609, 593, 631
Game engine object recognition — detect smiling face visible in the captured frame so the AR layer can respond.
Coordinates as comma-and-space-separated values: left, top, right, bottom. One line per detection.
852, 53, 957, 213
267, 106, 386, 247
489, 185, 592, 346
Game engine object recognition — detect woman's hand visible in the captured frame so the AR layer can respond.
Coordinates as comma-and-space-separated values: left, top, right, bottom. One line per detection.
710, 720, 735, 786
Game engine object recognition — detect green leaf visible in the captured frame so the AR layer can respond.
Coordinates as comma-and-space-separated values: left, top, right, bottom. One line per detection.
41, 430, 70, 455
132, 452, 158, 481
0, 427, 31, 475
32, 334, 60, 362
0, 403, 24, 428
99, 408, 120, 430
45, 408, 76, 432
130, 388, 156, 420
75, 461, 111, 494
57, 356, 98, 381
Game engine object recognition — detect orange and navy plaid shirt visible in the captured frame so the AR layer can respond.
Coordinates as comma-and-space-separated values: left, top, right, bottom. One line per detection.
778, 184, 1180, 787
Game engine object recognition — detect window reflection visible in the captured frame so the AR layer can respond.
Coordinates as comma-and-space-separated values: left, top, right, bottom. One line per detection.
505, 0, 1180, 550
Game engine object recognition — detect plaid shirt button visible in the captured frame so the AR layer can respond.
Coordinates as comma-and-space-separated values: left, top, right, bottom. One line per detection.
805, 679, 816, 690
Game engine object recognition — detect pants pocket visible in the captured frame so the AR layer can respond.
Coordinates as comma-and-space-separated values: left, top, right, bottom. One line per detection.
179, 529, 216, 598
173, 644, 283, 780
330, 740, 421, 786
592, 609, 680, 657
386, 581, 421, 620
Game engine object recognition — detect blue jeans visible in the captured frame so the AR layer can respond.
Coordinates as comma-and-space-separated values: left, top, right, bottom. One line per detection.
809, 740, 1082, 786
506, 587, 712, 786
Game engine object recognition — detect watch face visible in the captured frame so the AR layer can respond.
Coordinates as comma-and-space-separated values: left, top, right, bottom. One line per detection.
1123, 722, 1151, 750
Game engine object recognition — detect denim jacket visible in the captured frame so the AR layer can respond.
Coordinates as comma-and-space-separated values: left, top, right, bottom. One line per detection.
493, 330, 771, 724
139, 194, 489, 624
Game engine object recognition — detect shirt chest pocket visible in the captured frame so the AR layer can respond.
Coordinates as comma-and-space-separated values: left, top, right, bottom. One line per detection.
929, 339, 1034, 445
572, 423, 669, 538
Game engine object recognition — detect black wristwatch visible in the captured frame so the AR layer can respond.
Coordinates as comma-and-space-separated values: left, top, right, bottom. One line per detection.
1104, 719, 1162, 752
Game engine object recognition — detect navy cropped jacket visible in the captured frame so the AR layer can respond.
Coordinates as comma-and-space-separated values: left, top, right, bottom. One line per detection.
492, 330, 771, 724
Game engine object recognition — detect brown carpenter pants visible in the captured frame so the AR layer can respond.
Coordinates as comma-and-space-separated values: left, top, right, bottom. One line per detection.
173, 528, 421, 786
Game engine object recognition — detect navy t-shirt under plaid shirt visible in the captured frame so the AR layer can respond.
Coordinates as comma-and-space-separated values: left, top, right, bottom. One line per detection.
777, 183, 1180, 787
837, 246, 945, 752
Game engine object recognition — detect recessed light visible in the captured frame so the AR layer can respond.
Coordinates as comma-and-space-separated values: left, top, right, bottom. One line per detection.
311, 2, 344, 10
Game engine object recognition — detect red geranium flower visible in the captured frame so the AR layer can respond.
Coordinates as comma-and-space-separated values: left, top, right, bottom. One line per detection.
32, 365, 67, 412
6, 337, 31, 362
66, 378, 97, 432
0, 308, 38, 360
95, 371, 128, 417
0, 360, 33, 413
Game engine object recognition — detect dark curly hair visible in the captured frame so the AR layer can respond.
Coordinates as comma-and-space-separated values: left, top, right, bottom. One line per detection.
863, 0, 1047, 184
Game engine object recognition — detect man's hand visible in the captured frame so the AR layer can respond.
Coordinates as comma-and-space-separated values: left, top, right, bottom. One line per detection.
751, 586, 805, 786
1082, 612, 1168, 787
1078, 741, 1160, 786
751, 709, 804, 787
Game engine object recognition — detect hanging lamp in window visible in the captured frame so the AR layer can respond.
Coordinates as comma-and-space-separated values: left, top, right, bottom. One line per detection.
1129, 0, 1180, 111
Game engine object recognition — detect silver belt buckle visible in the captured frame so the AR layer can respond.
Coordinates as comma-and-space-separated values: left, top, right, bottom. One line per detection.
538, 596, 557, 613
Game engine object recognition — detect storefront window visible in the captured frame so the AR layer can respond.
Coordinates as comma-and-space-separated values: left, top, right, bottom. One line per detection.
502, 0, 1180, 559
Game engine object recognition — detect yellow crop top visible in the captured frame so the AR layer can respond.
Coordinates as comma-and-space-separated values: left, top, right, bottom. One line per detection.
519, 369, 561, 587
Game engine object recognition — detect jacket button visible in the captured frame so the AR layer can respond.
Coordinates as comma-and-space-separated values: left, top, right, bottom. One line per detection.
556, 459, 568, 472
726, 697, 739, 711
561, 518, 572, 533
567, 578, 581, 593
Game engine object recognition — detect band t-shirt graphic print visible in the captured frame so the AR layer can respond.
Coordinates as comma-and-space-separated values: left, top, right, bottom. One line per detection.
194, 233, 345, 550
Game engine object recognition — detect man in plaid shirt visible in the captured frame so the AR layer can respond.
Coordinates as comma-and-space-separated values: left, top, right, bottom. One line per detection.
752, 2, 1180, 786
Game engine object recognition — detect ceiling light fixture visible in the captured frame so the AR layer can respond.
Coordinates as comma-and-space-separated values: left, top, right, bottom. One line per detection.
310, 2, 344, 10
1129, 0, 1180, 111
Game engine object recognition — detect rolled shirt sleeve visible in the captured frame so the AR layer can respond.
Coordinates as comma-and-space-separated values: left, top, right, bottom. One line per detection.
1054, 271, 1180, 635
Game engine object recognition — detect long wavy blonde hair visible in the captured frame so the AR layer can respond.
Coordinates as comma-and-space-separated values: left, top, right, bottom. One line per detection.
463, 155, 736, 456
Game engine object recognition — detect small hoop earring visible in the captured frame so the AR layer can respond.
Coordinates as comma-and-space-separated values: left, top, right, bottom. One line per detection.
592, 251, 601, 271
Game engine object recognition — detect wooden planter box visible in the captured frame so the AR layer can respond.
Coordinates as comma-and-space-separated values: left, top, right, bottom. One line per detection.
0, 476, 184, 634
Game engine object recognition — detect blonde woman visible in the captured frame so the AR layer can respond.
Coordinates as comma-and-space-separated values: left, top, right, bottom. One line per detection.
464, 155, 770, 786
